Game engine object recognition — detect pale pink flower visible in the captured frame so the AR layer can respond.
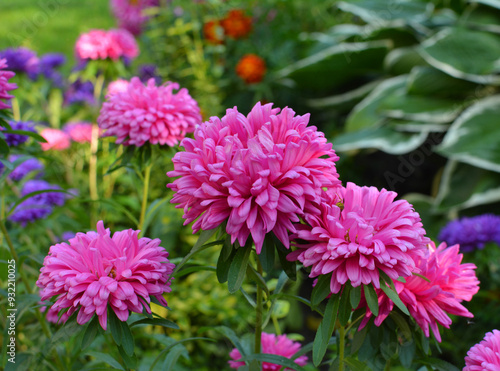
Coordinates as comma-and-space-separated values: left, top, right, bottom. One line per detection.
0, 59, 17, 110
36, 221, 175, 330
98, 77, 201, 147
360, 242, 479, 342
288, 182, 429, 293
75, 29, 139, 61
464, 329, 500, 370
110, 0, 159, 36
40, 128, 71, 151
63, 122, 99, 143
229, 332, 308, 370
167, 102, 341, 253
107, 78, 129, 96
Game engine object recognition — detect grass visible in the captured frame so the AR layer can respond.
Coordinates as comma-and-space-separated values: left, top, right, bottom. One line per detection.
0, 0, 115, 67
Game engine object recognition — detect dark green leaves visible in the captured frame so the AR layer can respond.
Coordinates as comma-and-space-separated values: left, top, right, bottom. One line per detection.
227, 245, 252, 294
312, 295, 339, 366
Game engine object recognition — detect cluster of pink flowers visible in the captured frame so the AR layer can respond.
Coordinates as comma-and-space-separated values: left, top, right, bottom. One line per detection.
37, 221, 175, 330
0, 58, 17, 110
64, 122, 99, 143
110, 0, 159, 36
75, 28, 139, 61
40, 128, 71, 151
228, 332, 307, 370
464, 329, 500, 370
359, 242, 479, 342
98, 77, 201, 147
167, 102, 341, 253
288, 182, 429, 293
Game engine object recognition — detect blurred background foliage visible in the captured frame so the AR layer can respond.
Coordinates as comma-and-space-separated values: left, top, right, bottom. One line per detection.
1, 0, 500, 369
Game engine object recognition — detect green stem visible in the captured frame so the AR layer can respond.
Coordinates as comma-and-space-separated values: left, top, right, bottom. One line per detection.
88, 125, 99, 227
254, 257, 264, 355
138, 162, 153, 234
338, 325, 345, 371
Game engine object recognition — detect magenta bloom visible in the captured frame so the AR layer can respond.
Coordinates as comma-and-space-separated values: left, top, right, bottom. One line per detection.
229, 332, 308, 370
107, 78, 129, 96
75, 29, 139, 61
98, 77, 201, 147
288, 182, 429, 293
111, 0, 159, 35
64, 122, 98, 143
360, 242, 479, 342
464, 329, 500, 370
167, 102, 341, 253
0, 59, 17, 110
37, 221, 175, 330
40, 128, 71, 151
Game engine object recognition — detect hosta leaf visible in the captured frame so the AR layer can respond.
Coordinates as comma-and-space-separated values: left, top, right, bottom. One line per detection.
437, 95, 500, 172
278, 41, 390, 91
406, 66, 477, 98
433, 160, 500, 212
346, 75, 407, 132
337, 0, 433, 24
420, 27, 500, 85
384, 47, 427, 75
333, 126, 428, 155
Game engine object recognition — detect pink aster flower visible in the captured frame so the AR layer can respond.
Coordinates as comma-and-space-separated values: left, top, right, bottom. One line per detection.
464, 329, 500, 370
360, 241, 479, 342
36, 221, 175, 330
107, 78, 129, 96
63, 122, 99, 143
288, 182, 429, 293
40, 128, 71, 151
229, 332, 308, 370
167, 102, 341, 253
0, 59, 17, 110
98, 77, 201, 147
75, 28, 139, 61
110, 0, 159, 36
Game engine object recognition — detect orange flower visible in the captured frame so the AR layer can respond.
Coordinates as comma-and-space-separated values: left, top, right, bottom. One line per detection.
221, 10, 252, 39
203, 20, 224, 44
236, 54, 266, 84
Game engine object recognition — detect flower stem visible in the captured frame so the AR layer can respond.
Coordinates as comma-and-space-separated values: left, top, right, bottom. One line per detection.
254, 257, 264, 355
138, 162, 153, 235
338, 325, 345, 371
88, 124, 99, 227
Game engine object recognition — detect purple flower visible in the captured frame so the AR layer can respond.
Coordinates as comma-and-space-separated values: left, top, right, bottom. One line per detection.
21, 180, 66, 207
3, 121, 36, 147
438, 214, 500, 252
64, 79, 95, 106
8, 155, 44, 181
9, 198, 53, 226
0, 47, 39, 79
39, 53, 66, 87
60, 231, 76, 241
138, 64, 161, 84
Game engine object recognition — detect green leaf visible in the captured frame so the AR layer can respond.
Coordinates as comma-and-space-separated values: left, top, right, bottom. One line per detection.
149, 337, 213, 371
422, 358, 460, 371
399, 339, 416, 369
420, 27, 500, 85
437, 95, 500, 172
338, 0, 433, 24
343, 356, 369, 371
346, 75, 407, 132
311, 274, 332, 308
81, 315, 99, 350
363, 284, 379, 317
379, 282, 409, 316
0, 137, 9, 155
1, 129, 47, 143
433, 160, 500, 212
130, 317, 179, 329
213, 326, 247, 357
216, 243, 234, 284
227, 245, 251, 294
350, 323, 368, 355
108, 309, 123, 346
384, 47, 427, 75
7, 189, 70, 217
119, 320, 135, 356
406, 66, 477, 98
333, 126, 428, 155
412, 272, 431, 282
162, 344, 188, 371
338, 285, 352, 326
350, 285, 361, 309
313, 295, 340, 366
258, 234, 275, 274
240, 353, 307, 371
390, 311, 412, 342
173, 227, 218, 277
274, 236, 296, 281
246, 264, 270, 298
86, 351, 125, 370
117, 345, 137, 370
278, 41, 390, 91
